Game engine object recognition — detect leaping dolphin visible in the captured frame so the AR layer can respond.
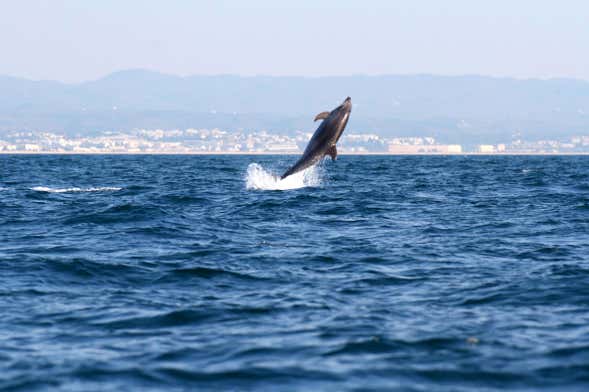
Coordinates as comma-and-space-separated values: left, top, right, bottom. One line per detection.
281, 97, 352, 179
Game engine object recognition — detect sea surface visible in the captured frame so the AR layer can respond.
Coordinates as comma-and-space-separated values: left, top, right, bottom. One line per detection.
1, 154, 589, 391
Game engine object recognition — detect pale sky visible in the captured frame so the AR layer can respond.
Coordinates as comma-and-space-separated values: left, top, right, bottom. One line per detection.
1, 0, 588, 82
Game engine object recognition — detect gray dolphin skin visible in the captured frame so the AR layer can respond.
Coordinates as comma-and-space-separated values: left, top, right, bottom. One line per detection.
281, 97, 352, 179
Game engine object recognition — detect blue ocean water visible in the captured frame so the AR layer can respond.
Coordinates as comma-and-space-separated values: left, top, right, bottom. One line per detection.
1, 154, 589, 391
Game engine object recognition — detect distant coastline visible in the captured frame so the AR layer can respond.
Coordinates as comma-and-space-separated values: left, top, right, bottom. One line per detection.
4, 130, 589, 155
3, 151, 589, 156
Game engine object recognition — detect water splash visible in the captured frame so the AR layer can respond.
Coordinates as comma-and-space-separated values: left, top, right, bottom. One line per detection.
245, 163, 322, 190
31, 186, 122, 193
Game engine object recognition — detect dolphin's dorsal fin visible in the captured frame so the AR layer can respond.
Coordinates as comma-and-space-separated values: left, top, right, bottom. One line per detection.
314, 111, 331, 122
326, 145, 337, 161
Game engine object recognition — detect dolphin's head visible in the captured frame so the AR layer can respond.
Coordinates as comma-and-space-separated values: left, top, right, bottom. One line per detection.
336, 97, 351, 120
330, 97, 351, 120
341, 97, 352, 113
327, 97, 352, 143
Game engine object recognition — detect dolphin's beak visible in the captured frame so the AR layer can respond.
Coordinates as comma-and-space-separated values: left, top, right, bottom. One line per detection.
343, 97, 352, 112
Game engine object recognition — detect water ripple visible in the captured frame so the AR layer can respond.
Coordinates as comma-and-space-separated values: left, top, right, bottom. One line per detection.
1, 155, 589, 391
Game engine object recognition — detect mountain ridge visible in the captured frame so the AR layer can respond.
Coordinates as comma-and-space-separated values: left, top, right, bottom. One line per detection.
2, 70, 588, 143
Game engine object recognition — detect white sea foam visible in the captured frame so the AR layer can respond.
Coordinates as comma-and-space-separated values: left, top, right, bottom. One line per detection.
245, 163, 322, 190
31, 186, 122, 193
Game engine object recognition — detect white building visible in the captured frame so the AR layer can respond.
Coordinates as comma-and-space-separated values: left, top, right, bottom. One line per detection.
478, 145, 495, 153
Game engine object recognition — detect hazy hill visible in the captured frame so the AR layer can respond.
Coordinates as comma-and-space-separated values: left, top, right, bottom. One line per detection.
1, 70, 588, 143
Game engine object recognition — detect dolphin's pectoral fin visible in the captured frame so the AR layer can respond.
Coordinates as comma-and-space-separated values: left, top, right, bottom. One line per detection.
326, 145, 338, 161
314, 111, 331, 122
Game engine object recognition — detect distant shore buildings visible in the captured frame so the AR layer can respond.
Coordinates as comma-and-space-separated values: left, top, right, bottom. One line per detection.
1, 129, 589, 154
387, 137, 462, 154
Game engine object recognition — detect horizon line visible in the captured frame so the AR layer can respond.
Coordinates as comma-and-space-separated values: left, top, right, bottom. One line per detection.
3, 152, 589, 157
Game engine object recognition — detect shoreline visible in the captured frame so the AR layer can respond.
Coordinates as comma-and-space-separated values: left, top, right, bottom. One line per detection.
2, 151, 589, 156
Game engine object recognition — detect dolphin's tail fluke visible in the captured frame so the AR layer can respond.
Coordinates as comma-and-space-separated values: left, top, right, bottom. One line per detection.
281, 156, 320, 180
280, 166, 298, 180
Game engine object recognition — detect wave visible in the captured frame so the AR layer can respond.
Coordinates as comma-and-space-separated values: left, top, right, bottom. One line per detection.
245, 163, 321, 190
31, 186, 122, 193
